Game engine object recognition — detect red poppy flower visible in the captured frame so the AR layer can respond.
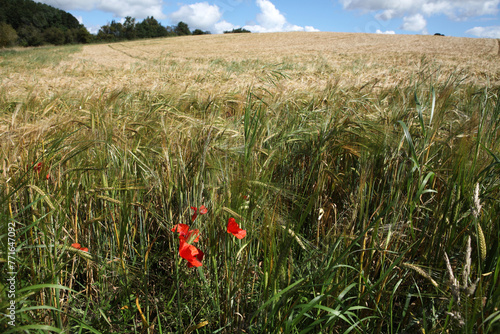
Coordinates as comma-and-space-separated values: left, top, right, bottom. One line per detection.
191, 205, 208, 221
179, 236, 203, 267
190, 207, 198, 221
71, 243, 89, 252
171, 224, 200, 242
171, 223, 189, 236
34, 162, 42, 173
227, 217, 246, 239
187, 249, 204, 268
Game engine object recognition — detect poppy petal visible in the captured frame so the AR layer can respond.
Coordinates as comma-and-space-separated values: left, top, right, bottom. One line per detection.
190, 206, 198, 221
199, 205, 208, 215
227, 218, 247, 239
187, 249, 204, 268
34, 162, 43, 172
187, 228, 200, 243
71, 243, 81, 249
179, 236, 202, 267
171, 224, 190, 237
80, 247, 89, 252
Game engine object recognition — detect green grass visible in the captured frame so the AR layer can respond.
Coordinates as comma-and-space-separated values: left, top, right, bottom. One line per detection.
1, 45, 499, 334
0, 45, 82, 69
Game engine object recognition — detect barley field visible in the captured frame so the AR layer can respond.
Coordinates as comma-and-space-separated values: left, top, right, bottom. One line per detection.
1, 32, 500, 333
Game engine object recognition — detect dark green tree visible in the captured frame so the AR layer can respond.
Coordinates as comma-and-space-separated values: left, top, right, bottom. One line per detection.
224, 27, 251, 34
43, 26, 65, 45
17, 24, 43, 46
135, 16, 167, 38
123, 16, 136, 40
174, 21, 191, 36
0, 0, 91, 46
97, 20, 125, 42
74, 26, 91, 44
192, 29, 210, 35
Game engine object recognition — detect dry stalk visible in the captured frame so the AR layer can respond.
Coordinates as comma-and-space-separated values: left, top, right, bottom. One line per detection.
444, 252, 460, 304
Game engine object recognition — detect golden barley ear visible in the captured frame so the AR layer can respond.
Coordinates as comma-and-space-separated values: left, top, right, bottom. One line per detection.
477, 223, 486, 261
403, 262, 438, 288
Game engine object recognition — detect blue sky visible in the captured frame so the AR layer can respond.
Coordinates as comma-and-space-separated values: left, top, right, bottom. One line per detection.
38, 0, 500, 38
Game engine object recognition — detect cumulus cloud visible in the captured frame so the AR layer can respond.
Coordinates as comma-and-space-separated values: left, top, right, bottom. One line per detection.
243, 0, 319, 33
254, 0, 286, 31
168, 0, 317, 34
38, 0, 166, 19
170, 2, 223, 32
305, 26, 320, 32
466, 26, 500, 38
169, 2, 244, 34
340, 0, 500, 20
341, 0, 500, 20
400, 13, 427, 33
340, 0, 500, 32
376, 29, 395, 34
214, 20, 237, 34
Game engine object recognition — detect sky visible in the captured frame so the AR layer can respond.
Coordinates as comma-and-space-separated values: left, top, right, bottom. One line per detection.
37, 0, 500, 38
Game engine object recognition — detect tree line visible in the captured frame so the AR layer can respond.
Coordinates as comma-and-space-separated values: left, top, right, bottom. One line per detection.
94, 18, 207, 43
96, 19, 251, 42
0, 0, 251, 48
0, 0, 91, 47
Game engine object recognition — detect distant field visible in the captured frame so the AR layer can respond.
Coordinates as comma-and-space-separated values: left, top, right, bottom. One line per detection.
1, 32, 499, 333
2, 32, 499, 100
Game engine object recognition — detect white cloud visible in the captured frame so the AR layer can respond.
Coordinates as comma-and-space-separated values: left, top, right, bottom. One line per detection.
169, 1, 317, 34
243, 0, 318, 33
400, 13, 427, 33
37, 0, 165, 19
341, 0, 500, 21
466, 26, 500, 38
376, 29, 395, 34
214, 20, 237, 34
305, 26, 320, 32
254, 0, 286, 31
170, 2, 223, 32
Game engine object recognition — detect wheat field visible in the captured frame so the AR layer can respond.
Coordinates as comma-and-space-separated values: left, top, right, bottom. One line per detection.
3, 32, 499, 99
1, 32, 500, 333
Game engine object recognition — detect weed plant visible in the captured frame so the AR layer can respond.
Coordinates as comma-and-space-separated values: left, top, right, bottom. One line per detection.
0, 43, 499, 333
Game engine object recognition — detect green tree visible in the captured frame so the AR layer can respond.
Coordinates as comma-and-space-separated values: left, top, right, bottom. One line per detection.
109, 20, 124, 39
74, 25, 91, 44
123, 16, 136, 40
192, 29, 210, 35
0, 0, 89, 46
224, 27, 251, 34
0, 22, 18, 47
17, 24, 43, 46
174, 21, 191, 36
136, 16, 167, 38
43, 26, 65, 45
96, 20, 125, 42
